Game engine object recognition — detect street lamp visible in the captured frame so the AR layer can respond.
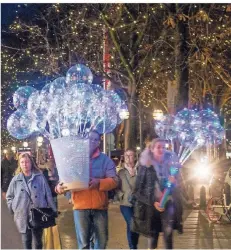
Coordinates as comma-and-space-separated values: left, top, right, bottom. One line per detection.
23, 142, 28, 148
11, 146, 16, 153
119, 109, 130, 120
153, 109, 164, 121
37, 136, 44, 143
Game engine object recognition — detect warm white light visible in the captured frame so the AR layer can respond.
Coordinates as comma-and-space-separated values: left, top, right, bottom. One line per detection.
119, 109, 130, 120
3, 149, 8, 154
37, 142, 43, 147
37, 136, 43, 143
194, 164, 210, 179
23, 142, 28, 147
153, 109, 164, 120
11, 146, 16, 152
136, 146, 141, 151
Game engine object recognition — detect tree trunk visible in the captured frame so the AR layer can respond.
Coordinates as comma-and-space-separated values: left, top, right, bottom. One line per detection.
124, 84, 138, 149
174, 4, 190, 111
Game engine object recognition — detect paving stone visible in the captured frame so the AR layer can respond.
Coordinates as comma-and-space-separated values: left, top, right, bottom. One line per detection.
57, 196, 231, 249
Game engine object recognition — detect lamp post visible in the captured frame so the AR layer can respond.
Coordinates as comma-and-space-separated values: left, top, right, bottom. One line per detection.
119, 109, 130, 120
11, 146, 16, 157
23, 142, 29, 148
153, 109, 164, 121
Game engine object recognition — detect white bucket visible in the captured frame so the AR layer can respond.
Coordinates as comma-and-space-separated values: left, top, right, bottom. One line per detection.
50, 136, 90, 190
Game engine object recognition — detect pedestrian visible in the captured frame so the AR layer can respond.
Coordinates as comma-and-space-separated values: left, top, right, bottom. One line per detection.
42, 157, 59, 208
117, 148, 139, 249
41, 155, 62, 249
131, 138, 182, 249
1, 151, 17, 199
6, 153, 57, 249
56, 130, 118, 249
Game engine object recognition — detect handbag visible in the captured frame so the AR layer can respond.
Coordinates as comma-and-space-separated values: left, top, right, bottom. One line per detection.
29, 207, 56, 229
24, 176, 56, 229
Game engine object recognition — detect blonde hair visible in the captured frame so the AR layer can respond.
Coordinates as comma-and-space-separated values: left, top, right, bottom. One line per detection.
139, 138, 167, 166
15, 153, 41, 175
149, 138, 167, 150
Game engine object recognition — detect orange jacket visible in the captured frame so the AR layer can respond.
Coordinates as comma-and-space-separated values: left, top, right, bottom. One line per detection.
72, 149, 118, 210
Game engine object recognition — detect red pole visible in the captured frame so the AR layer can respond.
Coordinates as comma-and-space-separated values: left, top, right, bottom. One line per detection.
103, 26, 111, 90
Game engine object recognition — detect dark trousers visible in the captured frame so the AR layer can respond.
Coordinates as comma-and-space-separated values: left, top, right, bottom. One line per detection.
21, 228, 43, 249
148, 201, 175, 249
120, 205, 139, 249
172, 190, 183, 229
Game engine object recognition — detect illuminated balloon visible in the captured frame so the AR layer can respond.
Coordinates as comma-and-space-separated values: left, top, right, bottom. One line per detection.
7, 110, 33, 139
7, 65, 128, 140
27, 91, 40, 113
178, 127, 195, 146
13, 86, 37, 109
66, 64, 93, 87
94, 114, 118, 134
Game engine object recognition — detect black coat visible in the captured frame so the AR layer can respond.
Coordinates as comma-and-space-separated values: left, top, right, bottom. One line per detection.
131, 165, 177, 237
1, 158, 17, 192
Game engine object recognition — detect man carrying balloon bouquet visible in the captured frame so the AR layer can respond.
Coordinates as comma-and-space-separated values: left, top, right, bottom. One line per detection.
56, 130, 118, 249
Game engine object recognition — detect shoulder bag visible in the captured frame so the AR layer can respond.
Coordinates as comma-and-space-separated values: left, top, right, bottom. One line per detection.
24, 176, 56, 229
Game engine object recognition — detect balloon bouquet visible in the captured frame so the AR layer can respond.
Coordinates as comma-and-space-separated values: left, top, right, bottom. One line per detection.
7, 64, 128, 190
154, 108, 225, 208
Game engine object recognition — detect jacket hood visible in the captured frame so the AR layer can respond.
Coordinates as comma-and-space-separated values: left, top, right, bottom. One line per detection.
139, 149, 179, 167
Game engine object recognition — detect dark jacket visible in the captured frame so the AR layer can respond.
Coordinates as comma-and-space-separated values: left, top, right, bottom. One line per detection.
42, 168, 59, 197
1, 158, 18, 192
131, 165, 177, 237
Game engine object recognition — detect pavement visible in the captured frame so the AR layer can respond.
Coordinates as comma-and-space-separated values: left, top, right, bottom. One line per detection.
56, 196, 231, 249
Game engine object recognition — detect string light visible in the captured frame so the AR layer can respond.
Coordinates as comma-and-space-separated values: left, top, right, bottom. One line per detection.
2, 3, 231, 147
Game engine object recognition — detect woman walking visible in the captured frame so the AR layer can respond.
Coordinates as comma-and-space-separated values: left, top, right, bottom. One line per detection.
131, 138, 182, 249
6, 153, 57, 249
117, 149, 139, 249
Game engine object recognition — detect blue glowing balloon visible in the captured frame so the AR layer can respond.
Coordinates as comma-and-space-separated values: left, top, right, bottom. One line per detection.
174, 108, 197, 129
199, 109, 220, 127
178, 127, 195, 146
13, 86, 37, 109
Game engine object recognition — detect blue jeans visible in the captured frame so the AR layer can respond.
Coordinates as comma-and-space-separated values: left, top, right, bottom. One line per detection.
120, 205, 139, 249
21, 228, 43, 249
73, 209, 108, 249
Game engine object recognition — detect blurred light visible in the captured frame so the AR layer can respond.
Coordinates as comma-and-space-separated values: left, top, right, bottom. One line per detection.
37, 142, 43, 147
136, 146, 141, 151
3, 149, 8, 154
153, 109, 164, 120
37, 136, 43, 143
11, 146, 16, 152
194, 164, 210, 179
119, 109, 129, 119
23, 142, 28, 147
166, 143, 169, 149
